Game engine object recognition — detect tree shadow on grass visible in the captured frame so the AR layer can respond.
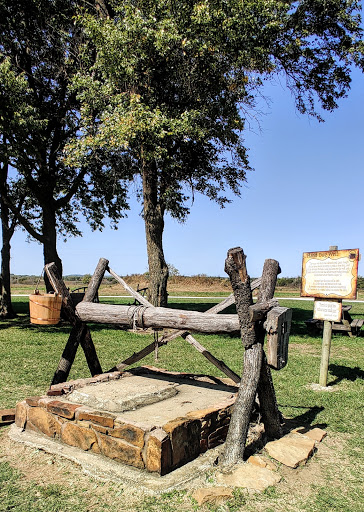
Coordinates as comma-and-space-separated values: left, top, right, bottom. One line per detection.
280, 405, 327, 433
0, 322, 13, 329
328, 364, 364, 386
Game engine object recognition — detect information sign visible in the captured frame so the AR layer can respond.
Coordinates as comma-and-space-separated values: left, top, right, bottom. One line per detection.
313, 299, 342, 322
301, 249, 359, 299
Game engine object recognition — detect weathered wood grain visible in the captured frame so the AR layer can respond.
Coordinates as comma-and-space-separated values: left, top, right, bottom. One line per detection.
221, 250, 283, 467
76, 302, 240, 333
45, 261, 104, 385
111, 277, 261, 381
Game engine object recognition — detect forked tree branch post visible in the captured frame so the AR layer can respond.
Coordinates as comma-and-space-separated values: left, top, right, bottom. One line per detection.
221, 248, 282, 467
45, 258, 108, 385
257, 259, 283, 439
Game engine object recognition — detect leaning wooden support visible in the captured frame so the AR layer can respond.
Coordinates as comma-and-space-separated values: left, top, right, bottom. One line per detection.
221, 249, 282, 467
107, 267, 151, 307
46, 259, 107, 385
111, 277, 262, 381
256, 259, 283, 439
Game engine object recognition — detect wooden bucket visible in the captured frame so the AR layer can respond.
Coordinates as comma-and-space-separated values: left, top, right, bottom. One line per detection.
29, 292, 62, 325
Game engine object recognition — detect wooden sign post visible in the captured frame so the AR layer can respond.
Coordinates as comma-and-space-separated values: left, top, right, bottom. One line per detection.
301, 246, 359, 386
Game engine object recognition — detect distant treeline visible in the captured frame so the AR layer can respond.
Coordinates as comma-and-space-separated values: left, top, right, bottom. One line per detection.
10, 274, 364, 289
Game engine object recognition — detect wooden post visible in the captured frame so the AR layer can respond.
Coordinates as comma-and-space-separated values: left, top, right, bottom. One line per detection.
46, 259, 107, 385
221, 249, 282, 467
221, 247, 261, 466
256, 259, 283, 439
319, 320, 332, 387
318, 246, 337, 387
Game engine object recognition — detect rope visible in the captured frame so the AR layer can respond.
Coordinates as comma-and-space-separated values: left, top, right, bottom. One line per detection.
34, 267, 45, 294
127, 305, 146, 331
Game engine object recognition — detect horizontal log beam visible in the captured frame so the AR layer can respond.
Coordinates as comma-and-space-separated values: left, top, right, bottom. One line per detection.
111, 276, 262, 377
76, 302, 240, 334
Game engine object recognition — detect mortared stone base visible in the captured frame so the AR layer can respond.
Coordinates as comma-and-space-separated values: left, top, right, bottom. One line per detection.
15, 366, 239, 475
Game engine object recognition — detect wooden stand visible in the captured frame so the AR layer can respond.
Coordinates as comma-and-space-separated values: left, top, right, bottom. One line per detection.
46, 250, 290, 465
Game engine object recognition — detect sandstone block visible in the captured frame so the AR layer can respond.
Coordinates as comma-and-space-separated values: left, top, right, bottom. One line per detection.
186, 406, 219, 421
108, 423, 145, 448
293, 427, 327, 443
27, 407, 62, 438
265, 435, 316, 468
163, 418, 200, 467
38, 397, 54, 408
208, 424, 229, 448
216, 463, 281, 491
46, 389, 64, 397
61, 422, 99, 452
15, 401, 29, 429
247, 455, 277, 471
76, 408, 115, 428
46, 401, 81, 419
0, 408, 15, 425
145, 428, 172, 475
47, 383, 73, 395
192, 487, 233, 506
90, 423, 109, 435
25, 397, 42, 407
97, 433, 144, 469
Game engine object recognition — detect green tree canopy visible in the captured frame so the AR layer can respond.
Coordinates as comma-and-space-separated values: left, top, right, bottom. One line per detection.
0, 0, 130, 284
68, 0, 363, 304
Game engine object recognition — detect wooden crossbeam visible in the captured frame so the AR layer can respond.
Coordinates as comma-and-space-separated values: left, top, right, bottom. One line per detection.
108, 267, 261, 383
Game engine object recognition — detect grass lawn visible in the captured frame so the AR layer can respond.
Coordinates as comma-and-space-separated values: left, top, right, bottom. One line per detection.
0, 296, 363, 511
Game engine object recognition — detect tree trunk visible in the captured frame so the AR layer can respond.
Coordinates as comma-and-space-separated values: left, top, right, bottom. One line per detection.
0, 206, 16, 318
142, 159, 169, 307
42, 205, 63, 291
0, 164, 16, 318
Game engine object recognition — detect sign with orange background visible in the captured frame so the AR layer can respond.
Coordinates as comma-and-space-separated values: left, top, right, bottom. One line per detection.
301, 249, 359, 299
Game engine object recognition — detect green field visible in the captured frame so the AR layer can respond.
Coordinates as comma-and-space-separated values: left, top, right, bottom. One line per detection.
0, 297, 363, 511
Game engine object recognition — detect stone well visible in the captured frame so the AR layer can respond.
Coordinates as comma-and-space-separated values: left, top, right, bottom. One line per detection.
15, 366, 239, 475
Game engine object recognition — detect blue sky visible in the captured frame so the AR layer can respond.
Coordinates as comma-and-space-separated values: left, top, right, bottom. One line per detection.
10, 68, 364, 279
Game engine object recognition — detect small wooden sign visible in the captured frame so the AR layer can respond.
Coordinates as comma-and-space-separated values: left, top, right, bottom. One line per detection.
314, 299, 342, 322
266, 306, 292, 370
301, 249, 359, 299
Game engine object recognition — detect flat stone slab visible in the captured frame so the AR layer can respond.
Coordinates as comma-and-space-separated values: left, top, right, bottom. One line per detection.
216, 463, 281, 491
293, 427, 327, 443
192, 487, 233, 505
66, 376, 180, 413
265, 434, 316, 468
65, 372, 236, 424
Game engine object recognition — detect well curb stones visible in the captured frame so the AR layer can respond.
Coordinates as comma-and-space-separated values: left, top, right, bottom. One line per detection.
13, 367, 240, 475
